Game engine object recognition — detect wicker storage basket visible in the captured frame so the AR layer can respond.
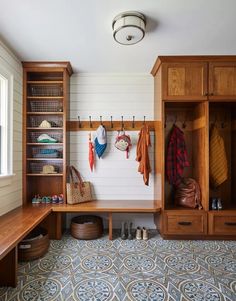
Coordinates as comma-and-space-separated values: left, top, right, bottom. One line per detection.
71, 215, 103, 240
18, 227, 49, 261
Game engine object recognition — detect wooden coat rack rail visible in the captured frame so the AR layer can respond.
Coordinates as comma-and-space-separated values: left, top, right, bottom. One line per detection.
67, 120, 155, 131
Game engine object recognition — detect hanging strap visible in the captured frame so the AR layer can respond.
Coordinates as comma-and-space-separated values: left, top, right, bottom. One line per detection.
67, 165, 85, 196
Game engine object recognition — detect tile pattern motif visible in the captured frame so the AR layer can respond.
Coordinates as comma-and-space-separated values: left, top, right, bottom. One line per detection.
0, 231, 236, 301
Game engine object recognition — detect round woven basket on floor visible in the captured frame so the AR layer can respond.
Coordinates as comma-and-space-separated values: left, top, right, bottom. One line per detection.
71, 215, 103, 240
18, 227, 49, 261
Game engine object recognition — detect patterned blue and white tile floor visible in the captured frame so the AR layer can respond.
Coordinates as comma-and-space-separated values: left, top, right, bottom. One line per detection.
1, 230, 236, 301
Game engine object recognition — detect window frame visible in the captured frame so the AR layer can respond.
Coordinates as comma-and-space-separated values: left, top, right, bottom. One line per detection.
0, 64, 14, 181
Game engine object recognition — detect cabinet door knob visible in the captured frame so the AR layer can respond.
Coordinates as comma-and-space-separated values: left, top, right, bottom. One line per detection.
178, 221, 192, 226
203, 92, 208, 96
210, 92, 214, 96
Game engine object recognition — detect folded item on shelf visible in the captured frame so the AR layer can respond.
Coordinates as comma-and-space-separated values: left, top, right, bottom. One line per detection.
40, 149, 58, 154
39, 120, 51, 128
34, 153, 59, 158
41, 164, 57, 174
37, 133, 57, 143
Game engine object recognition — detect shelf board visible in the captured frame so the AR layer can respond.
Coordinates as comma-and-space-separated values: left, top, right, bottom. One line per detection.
27, 173, 63, 177
27, 158, 63, 161
27, 127, 63, 130
27, 143, 63, 146
27, 112, 64, 115
27, 81, 63, 84
27, 96, 64, 99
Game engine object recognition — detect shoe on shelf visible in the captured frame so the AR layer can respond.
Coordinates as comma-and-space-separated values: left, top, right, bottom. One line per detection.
142, 227, 149, 240
211, 198, 217, 210
217, 198, 223, 210
127, 221, 133, 240
121, 222, 127, 240
136, 227, 142, 240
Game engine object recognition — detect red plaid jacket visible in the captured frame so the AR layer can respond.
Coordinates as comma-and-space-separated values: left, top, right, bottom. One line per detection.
166, 125, 189, 186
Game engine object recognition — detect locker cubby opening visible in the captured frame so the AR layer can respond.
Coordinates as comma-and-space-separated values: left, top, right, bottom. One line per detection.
26, 177, 63, 203
164, 102, 207, 210
209, 102, 236, 210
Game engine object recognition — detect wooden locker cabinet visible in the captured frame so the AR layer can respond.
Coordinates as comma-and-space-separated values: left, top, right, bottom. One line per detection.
152, 55, 236, 239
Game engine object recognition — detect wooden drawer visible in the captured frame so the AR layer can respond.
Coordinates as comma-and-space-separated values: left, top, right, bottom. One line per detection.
163, 211, 207, 235
208, 213, 236, 235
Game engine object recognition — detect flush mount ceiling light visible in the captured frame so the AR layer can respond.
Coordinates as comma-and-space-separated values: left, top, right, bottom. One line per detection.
112, 11, 146, 45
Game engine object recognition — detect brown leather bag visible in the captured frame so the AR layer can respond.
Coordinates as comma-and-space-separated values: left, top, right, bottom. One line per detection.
175, 178, 202, 209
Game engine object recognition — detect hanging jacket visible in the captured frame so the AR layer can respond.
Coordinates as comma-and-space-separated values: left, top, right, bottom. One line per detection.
209, 125, 228, 188
136, 125, 151, 185
166, 125, 189, 186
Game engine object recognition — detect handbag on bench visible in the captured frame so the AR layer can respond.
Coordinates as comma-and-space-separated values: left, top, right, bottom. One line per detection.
66, 165, 93, 204
174, 178, 202, 209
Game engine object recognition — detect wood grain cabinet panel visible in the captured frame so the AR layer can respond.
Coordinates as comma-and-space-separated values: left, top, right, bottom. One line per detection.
209, 62, 236, 100
208, 212, 236, 235
162, 63, 208, 101
163, 211, 207, 235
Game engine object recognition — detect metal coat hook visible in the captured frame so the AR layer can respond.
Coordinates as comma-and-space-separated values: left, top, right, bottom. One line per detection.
164, 115, 167, 128
78, 116, 81, 128
221, 113, 227, 128
110, 116, 113, 128
132, 116, 135, 128
121, 116, 124, 130
214, 115, 217, 125
173, 115, 177, 125
182, 116, 187, 129
143, 116, 146, 125
100, 116, 103, 125
89, 116, 92, 128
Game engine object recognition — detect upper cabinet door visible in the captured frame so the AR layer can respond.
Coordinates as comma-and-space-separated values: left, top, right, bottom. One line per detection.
162, 63, 208, 101
209, 62, 236, 100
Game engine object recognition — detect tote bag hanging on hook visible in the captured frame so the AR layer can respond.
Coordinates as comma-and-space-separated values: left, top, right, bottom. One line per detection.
66, 166, 93, 204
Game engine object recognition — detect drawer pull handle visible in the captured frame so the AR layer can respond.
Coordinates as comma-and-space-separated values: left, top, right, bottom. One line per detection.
225, 222, 236, 226
178, 221, 192, 226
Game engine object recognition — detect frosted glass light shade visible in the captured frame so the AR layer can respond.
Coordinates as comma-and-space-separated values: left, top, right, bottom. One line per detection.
112, 11, 146, 45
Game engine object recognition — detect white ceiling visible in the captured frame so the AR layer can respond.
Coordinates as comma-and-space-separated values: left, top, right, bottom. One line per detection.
0, 0, 236, 73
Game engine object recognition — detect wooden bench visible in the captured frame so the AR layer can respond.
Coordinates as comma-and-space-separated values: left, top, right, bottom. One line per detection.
51, 199, 161, 240
0, 200, 160, 287
0, 206, 51, 287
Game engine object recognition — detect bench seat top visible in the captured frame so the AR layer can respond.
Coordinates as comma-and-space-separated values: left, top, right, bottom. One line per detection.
0, 206, 51, 260
51, 199, 161, 213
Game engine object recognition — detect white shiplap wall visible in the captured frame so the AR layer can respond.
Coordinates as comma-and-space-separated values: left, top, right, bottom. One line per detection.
0, 41, 23, 216
68, 73, 157, 228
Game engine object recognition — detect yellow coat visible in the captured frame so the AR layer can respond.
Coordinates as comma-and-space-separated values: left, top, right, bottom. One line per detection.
209, 125, 228, 188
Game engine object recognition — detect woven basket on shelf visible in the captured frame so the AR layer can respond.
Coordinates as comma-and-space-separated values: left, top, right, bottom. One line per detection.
18, 227, 49, 261
71, 215, 103, 240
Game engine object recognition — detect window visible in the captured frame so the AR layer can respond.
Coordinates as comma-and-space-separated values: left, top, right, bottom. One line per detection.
0, 65, 13, 178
